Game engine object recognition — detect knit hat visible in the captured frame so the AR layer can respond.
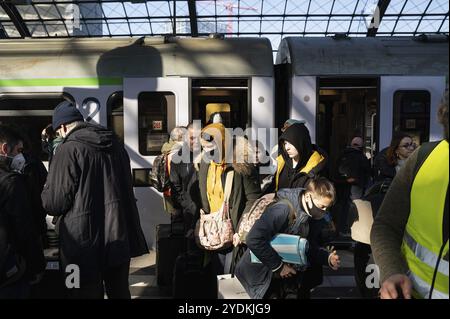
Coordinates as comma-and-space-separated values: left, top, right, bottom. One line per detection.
52, 101, 84, 129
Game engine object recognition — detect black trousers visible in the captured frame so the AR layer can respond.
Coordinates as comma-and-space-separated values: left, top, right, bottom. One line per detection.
66, 261, 131, 299
263, 276, 311, 299
338, 184, 364, 233
354, 242, 378, 298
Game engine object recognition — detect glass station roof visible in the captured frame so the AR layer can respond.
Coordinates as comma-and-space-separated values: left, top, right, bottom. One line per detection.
0, 0, 448, 51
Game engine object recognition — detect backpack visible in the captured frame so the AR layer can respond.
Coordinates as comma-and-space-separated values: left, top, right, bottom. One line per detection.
234, 192, 300, 246
150, 154, 169, 192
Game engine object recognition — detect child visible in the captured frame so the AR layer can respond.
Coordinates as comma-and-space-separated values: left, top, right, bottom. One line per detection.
235, 177, 340, 299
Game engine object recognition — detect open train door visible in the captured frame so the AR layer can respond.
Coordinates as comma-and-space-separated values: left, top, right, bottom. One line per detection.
124, 77, 189, 249
379, 76, 446, 151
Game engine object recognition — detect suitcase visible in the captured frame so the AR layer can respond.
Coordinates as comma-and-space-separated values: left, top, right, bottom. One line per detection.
172, 252, 217, 299
156, 223, 186, 288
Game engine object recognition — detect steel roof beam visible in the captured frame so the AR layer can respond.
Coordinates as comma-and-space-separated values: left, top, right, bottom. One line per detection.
367, 0, 391, 37
0, 1, 31, 37
187, 0, 198, 37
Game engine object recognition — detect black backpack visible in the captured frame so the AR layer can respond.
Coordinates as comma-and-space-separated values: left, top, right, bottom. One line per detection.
150, 154, 169, 192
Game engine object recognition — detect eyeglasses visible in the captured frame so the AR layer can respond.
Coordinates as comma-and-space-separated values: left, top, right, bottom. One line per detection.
400, 143, 417, 149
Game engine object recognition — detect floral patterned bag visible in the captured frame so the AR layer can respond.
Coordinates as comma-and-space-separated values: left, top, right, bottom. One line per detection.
195, 171, 234, 251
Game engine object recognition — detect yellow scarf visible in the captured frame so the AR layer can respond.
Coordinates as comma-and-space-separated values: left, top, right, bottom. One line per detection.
207, 161, 226, 212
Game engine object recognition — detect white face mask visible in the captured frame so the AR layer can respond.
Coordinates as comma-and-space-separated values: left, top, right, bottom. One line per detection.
10, 153, 26, 173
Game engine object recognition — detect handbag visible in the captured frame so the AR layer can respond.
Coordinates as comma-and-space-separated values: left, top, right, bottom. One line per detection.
195, 171, 235, 251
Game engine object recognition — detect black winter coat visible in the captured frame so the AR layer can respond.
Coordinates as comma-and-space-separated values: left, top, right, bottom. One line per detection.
336, 147, 371, 188
373, 148, 396, 182
170, 149, 202, 231
41, 123, 148, 284
235, 188, 330, 299
0, 164, 46, 283
22, 153, 48, 237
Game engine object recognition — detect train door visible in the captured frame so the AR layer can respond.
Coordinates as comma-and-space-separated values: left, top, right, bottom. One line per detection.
123, 77, 189, 248
317, 78, 378, 178
191, 78, 249, 128
0, 93, 71, 162
379, 76, 446, 149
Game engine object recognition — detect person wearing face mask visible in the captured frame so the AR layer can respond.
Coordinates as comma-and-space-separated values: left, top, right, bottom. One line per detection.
197, 124, 261, 275
41, 101, 148, 299
0, 125, 46, 298
235, 177, 341, 299
41, 124, 64, 166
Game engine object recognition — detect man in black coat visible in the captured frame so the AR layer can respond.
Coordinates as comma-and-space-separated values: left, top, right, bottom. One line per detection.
170, 123, 202, 244
335, 136, 371, 236
41, 101, 148, 299
0, 125, 46, 298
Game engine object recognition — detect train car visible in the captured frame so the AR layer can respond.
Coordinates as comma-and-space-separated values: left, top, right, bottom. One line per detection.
275, 35, 448, 174
0, 36, 275, 248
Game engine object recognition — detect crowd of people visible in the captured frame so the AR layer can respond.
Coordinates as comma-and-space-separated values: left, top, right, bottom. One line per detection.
0, 90, 448, 300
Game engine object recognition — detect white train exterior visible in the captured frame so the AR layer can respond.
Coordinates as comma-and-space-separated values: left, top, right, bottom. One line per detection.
1, 35, 448, 248
0, 36, 275, 248
276, 36, 448, 169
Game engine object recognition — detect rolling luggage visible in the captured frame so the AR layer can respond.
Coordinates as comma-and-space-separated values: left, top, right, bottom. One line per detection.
156, 223, 186, 288
172, 252, 217, 299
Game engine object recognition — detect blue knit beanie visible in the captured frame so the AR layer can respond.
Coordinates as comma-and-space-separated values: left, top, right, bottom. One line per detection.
52, 101, 84, 129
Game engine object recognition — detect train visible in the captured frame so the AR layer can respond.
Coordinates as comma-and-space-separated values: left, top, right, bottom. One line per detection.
0, 34, 448, 248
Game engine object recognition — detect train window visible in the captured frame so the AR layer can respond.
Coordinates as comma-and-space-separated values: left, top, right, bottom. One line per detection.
393, 91, 430, 145
138, 92, 175, 156
0, 93, 73, 161
107, 91, 124, 142
191, 78, 249, 128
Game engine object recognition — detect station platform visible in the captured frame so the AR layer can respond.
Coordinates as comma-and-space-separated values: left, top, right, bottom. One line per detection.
129, 249, 361, 299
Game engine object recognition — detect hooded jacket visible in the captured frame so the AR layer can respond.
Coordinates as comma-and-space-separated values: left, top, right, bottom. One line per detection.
41, 122, 148, 284
235, 188, 331, 299
275, 123, 327, 190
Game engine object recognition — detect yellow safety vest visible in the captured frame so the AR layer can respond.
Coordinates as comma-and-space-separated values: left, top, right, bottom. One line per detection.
401, 140, 449, 299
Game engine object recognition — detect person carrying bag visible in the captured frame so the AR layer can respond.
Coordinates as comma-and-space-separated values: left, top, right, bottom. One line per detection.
195, 171, 234, 251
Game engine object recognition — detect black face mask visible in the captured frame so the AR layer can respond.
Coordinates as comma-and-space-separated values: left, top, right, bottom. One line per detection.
305, 194, 327, 220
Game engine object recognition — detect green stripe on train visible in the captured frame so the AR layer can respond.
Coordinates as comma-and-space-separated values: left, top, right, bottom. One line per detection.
0, 78, 123, 87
